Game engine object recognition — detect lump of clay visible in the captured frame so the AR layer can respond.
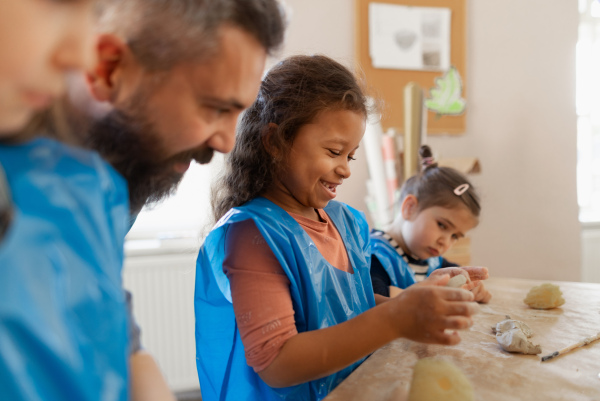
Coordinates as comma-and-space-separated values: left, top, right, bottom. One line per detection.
408, 357, 474, 401
493, 318, 542, 355
446, 274, 467, 288
523, 283, 565, 309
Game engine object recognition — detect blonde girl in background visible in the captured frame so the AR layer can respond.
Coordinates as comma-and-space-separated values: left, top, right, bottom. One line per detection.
370, 145, 492, 303
195, 55, 481, 401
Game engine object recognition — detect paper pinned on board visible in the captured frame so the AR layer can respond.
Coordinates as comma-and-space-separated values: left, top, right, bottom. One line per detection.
369, 3, 451, 71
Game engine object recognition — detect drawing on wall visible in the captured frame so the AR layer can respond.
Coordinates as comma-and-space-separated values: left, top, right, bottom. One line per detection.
425, 66, 466, 116
369, 3, 451, 71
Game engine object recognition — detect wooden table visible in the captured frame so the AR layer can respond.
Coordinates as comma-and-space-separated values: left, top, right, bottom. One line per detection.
325, 277, 600, 401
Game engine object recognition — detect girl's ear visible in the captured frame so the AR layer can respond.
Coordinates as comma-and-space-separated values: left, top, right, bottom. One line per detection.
261, 123, 280, 159
400, 195, 419, 220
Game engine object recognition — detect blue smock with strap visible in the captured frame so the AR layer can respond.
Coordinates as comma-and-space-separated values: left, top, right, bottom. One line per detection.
0, 138, 130, 401
195, 198, 376, 401
370, 232, 442, 289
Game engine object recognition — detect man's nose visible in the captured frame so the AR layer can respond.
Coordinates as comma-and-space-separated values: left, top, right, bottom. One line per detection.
205, 123, 236, 154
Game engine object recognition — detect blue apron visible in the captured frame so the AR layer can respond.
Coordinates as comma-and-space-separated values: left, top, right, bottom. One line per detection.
0, 138, 130, 401
195, 198, 376, 401
370, 234, 442, 289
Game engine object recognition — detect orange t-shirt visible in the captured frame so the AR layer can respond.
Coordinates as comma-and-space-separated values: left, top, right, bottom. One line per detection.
223, 209, 351, 372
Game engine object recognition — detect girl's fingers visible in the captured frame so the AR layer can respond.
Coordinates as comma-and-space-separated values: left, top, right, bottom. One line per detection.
474, 285, 492, 304
420, 273, 450, 287
443, 316, 474, 331
444, 301, 480, 317
434, 330, 462, 346
461, 280, 479, 291
461, 266, 489, 281
441, 287, 475, 302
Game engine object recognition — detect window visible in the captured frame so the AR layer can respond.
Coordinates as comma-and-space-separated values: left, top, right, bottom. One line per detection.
125, 153, 224, 250
577, 0, 600, 222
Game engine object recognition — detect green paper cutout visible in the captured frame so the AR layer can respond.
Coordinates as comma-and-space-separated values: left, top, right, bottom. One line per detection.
425, 66, 466, 117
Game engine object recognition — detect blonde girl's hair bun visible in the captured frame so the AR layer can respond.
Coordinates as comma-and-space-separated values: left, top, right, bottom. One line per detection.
419, 145, 437, 172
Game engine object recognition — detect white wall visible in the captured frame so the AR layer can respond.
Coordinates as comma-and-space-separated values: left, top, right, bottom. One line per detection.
279, 0, 581, 281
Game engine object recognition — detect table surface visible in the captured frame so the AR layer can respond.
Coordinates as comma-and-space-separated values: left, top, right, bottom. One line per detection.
324, 277, 600, 401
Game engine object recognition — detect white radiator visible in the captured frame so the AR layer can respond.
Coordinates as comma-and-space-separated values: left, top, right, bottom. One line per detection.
581, 224, 600, 283
123, 245, 200, 393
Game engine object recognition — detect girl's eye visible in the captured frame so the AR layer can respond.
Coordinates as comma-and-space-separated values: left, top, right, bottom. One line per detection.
437, 222, 446, 230
348, 155, 356, 161
451, 234, 459, 240
329, 149, 341, 156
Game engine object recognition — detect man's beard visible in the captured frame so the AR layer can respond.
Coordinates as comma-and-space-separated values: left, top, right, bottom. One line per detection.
86, 109, 213, 214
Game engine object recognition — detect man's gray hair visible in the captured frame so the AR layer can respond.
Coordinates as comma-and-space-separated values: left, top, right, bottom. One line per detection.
98, 0, 286, 70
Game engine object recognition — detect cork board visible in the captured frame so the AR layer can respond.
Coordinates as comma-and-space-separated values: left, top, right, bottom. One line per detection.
355, 0, 467, 135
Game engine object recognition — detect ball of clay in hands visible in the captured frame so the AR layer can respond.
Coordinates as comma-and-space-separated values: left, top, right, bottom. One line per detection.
523, 283, 565, 310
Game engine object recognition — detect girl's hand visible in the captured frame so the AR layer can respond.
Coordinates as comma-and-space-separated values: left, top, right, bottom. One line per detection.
469, 281, 492, 303
388, 274, 479, 346
459, 266, 489, 281
430, 266, 491, 303
429, 266, 489, 282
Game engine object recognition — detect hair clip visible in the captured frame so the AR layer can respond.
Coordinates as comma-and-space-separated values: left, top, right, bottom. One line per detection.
454, 183, 469, 196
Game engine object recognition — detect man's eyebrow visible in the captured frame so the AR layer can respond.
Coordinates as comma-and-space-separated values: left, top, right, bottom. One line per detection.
200, 96, 245, 110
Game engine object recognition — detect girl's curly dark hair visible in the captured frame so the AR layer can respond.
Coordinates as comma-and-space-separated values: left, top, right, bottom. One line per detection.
211, 54, 370, 221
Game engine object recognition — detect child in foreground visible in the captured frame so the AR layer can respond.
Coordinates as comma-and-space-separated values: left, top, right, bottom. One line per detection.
370, 145, 492, 302
194, 55, 480, 401
0, 1, 133, 399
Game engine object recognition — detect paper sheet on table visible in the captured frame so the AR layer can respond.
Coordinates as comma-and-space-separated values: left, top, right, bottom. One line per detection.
369, 3, 451, 71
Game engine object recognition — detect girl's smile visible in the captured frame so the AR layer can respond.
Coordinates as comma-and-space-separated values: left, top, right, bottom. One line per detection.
264, 108, 366, 221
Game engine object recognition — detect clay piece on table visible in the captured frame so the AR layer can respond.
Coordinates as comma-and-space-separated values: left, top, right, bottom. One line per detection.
407, 357, 474, 401
523, 283, 565, 309
446, 274, 468, 288
492, 318, 542, 355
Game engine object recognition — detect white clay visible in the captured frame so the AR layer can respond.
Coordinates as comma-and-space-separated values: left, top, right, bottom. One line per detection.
446, 274, 468, 288
408, 357, 474, 401
493, 318, 542, 355
523, 283, 565, 309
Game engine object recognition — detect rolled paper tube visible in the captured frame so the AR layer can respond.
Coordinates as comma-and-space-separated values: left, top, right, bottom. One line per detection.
363, 117, 390, 228
403, 82, 423, 181
381, 133, 398, 205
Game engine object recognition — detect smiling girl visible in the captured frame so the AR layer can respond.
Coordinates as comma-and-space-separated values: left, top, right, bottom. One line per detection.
195, 55, 481, 401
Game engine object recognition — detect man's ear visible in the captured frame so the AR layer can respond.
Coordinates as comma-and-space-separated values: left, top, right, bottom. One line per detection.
261, 123, 280, 159
85, 34, 128, 102
400, 195, 419, 220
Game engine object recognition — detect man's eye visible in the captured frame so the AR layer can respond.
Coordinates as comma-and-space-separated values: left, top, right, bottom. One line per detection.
215, 107, 231, 115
